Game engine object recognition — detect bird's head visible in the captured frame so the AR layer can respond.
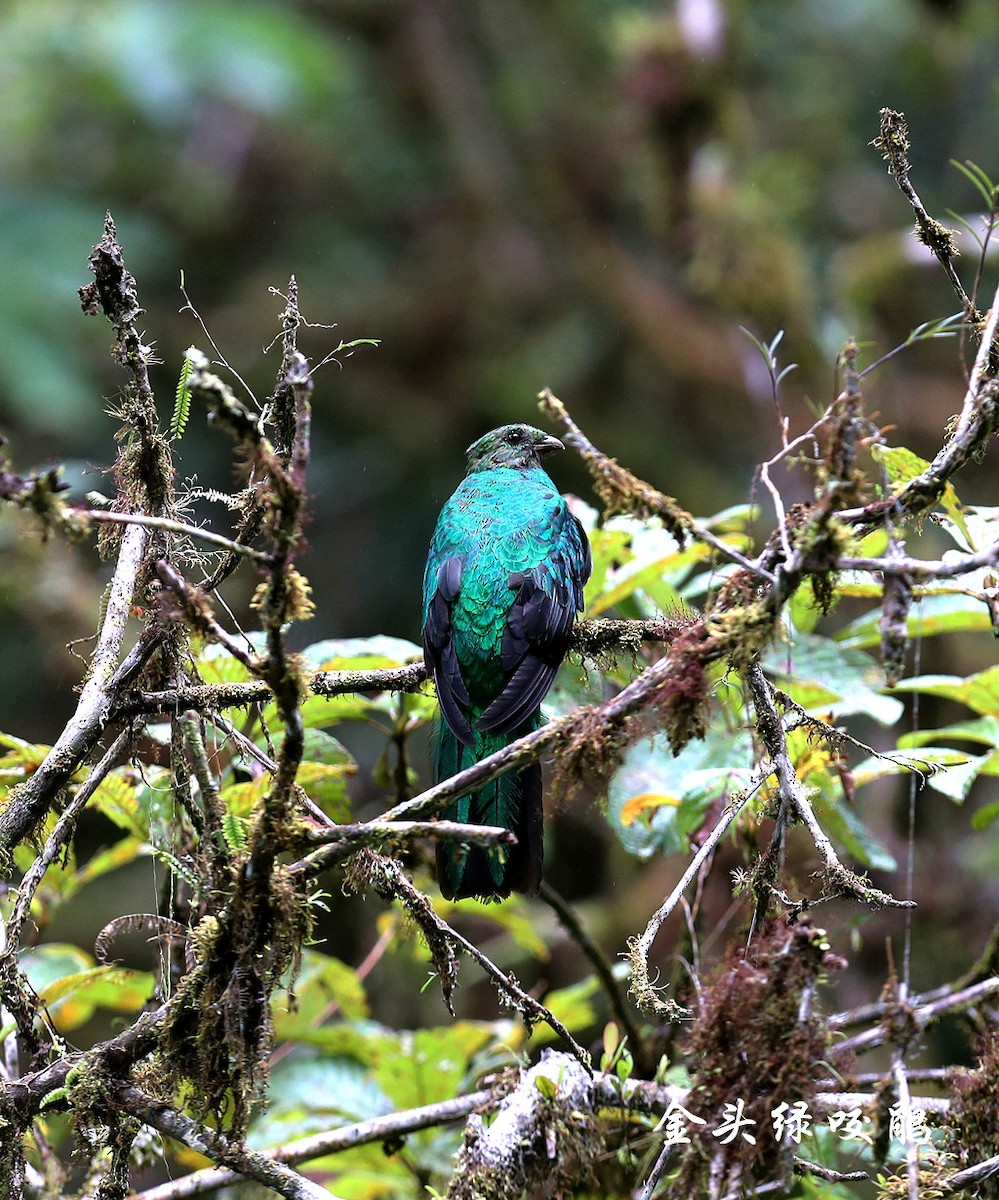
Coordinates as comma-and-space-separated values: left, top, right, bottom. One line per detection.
464, 424, 564, 473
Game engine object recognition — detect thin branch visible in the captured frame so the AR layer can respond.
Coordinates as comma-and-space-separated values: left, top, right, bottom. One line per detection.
874, 108, 977, 319
540, 881, 643, 1057
0, 213, 176, 854
113, 1083, 337, 1200
129, 1089, 494, 1200
627, 770, 763, 1020
747, 666, 914, 909
302, 818, 516, 849
840, 274, 999, 528
113, 617, 685, 720
831, 975, 999, 1060
0, 522, 148, 854
156, 559, 259, 673
539, 387, 775, 583
76, 509, 273, 564
838, 539, 999, 580
939, 1151, 999, 1194
3, 728, 133, 957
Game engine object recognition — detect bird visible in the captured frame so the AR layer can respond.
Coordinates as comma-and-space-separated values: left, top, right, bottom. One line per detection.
422, 424, 591, 900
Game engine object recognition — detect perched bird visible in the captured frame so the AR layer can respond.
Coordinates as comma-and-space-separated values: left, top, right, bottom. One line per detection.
422, 424, 591, 900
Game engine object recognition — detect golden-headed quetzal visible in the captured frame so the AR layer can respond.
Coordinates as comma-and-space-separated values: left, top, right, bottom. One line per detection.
422, 424, 591, 900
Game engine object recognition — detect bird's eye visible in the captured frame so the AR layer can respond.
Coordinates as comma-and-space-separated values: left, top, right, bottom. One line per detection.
507, 428, 524, 443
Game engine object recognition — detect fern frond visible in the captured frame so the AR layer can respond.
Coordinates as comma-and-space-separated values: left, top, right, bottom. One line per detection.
170, 349, 196, 441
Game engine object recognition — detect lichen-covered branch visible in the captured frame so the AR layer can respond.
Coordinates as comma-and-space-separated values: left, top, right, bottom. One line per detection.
873, 108, 977, 320
0, 213, 176, 856
747, 665, 914, 910
112, 1084, 337, 1200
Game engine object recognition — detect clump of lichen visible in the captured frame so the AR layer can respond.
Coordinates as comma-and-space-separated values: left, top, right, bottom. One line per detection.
667, 918, 843, 1196
159, 862, 312, 1134
948, 1030, 999, 1198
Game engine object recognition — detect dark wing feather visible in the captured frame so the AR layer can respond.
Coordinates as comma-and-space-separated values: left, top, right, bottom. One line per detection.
476, 511, 590, 734
422, 556, 474, 746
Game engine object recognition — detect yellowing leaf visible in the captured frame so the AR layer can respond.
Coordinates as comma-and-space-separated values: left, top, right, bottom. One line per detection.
619, 792, 680, 826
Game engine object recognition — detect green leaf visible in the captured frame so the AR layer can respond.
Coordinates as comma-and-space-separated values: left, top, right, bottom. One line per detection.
814, 794, 897, 872
303, 635, 423, 670
372, 1024, 497, 1111
608, 725, 754, 858
764, 633, 903, 725
893, 666, 999, 717
89, 770, 147, 839
20, 945, 154, 1032
223, 811, 249, 850
192, 638, 258, 685
870, 444, 967, 541
836, 591, 992, 648
972, 799, 999, 831
433, 894, 548, 960
249, 1051, 393, 1149
529, 975, 602, 1045
951, 158, 999, 209
274, 949, 369, 1034
898, 716, 999, 750
63, 837, 150, 898
852, 747, 975, 801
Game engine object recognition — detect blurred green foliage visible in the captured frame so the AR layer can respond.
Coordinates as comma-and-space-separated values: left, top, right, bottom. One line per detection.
4, 1, 999, 739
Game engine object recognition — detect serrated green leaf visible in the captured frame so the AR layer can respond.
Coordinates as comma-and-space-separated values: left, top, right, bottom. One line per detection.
764, 633, 903, 725
89, 771, 146, 838
223, 811, 249, 850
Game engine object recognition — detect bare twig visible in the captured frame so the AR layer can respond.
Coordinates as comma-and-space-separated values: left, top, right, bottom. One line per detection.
831, 975, 999, 1059
626, 772, 762, 1020
359, 851, 590, 1063
540, 882, 642, 1057
3, 728, 133, 957
0, 524, 147, 855
838, 539, 999, 580
76, 509, 273, 564
0, 214, 174, 854
840, 274, 999, 528
302, 818, 516, 849
939, 1151, 999, 1194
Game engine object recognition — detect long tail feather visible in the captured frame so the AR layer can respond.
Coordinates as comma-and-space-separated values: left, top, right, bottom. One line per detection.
433, 719, 542, 900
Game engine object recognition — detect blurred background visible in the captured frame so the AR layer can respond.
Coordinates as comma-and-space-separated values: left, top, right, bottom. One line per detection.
4, 0, 999, 1048
5, 0, 999, 739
